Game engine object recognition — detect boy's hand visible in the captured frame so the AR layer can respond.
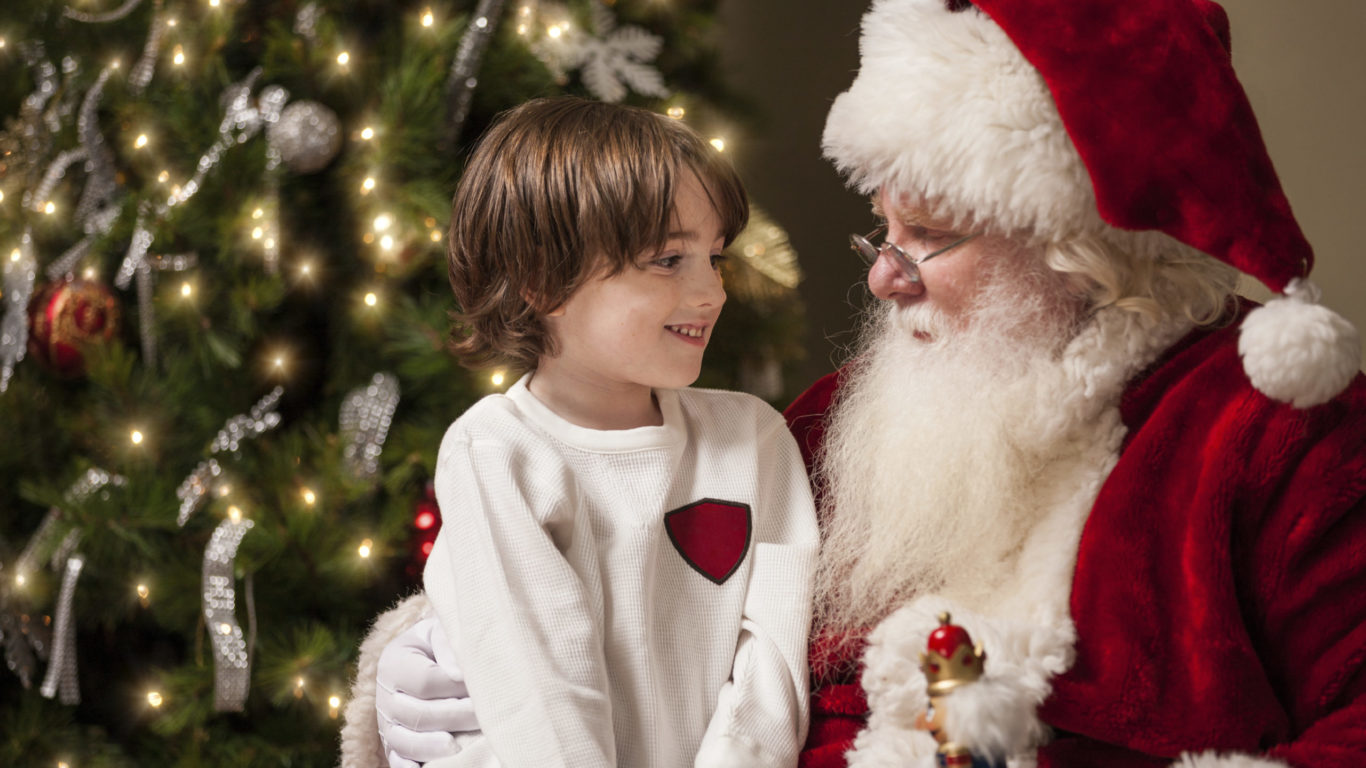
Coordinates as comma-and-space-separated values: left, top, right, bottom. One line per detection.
376, 616, 479, 767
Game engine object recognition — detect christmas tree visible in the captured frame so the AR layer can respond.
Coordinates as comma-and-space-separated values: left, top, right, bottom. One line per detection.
0, 1, 805, 764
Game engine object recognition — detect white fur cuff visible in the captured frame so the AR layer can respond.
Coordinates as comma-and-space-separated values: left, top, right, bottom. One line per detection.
1173, 750, 1289, 768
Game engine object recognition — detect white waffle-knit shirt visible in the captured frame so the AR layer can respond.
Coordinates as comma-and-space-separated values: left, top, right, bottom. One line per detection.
424, 375, 818, 767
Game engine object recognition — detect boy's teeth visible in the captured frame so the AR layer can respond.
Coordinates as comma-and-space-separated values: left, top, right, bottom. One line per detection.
668, 325, 703, 338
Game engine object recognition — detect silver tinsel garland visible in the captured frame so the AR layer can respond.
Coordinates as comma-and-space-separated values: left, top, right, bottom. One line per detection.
203, 515, 255, 712
340, 373, 400, 481
0, 230, 37, 393
445, 0, 507, 142
176, 387, 284, 526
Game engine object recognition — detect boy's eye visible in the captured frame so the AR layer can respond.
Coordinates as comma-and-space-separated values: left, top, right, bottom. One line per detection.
710, 253, 727, 269
652, 254, 683, 269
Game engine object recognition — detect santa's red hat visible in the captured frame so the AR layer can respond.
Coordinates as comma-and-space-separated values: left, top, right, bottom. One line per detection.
823, 0, 1360, 408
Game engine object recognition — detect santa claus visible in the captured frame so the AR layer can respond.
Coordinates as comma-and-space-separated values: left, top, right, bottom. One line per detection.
342, 1, 1366, 767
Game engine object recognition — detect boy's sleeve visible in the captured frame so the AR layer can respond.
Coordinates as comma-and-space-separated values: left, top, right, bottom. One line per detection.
695, 417, 820, 768
425, 431, 615, 767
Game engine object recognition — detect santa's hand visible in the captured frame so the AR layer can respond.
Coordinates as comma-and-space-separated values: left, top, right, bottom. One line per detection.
376, 616, 479, 768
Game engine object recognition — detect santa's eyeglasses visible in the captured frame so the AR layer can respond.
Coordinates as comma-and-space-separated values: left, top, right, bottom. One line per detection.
849, 225, 980, 290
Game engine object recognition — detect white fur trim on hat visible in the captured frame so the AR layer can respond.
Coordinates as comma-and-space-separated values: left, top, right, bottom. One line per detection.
1238, 278, 1361, 408
1172, 750, 1290, 768
822, 0, 1185, 262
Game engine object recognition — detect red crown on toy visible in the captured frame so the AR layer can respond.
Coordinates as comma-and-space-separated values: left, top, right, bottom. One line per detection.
919, 612, 986, 695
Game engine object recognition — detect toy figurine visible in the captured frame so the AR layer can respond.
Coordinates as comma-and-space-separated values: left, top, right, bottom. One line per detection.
914, 613, 1005, 768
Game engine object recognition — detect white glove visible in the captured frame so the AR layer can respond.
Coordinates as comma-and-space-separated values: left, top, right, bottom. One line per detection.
376, 615, 480, 768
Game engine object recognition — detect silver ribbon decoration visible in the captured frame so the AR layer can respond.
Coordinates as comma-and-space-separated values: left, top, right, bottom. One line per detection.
445, 0, 507, 143
42, 64, 123, 282
134, 252, 197, 369
63, 0, 146, 23
118, 70, 287, 338
176, 387, 284, 526
39, 552, 83, 704
203, 515, 255, 711
1, 230, 37, 393
127, 0, 167, 94
340, 373, 400, 481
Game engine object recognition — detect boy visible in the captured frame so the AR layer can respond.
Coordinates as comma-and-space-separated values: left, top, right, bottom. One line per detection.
415, 97, 818, 767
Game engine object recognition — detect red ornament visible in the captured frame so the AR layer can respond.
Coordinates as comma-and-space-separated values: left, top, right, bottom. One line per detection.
27, 278, 122, 377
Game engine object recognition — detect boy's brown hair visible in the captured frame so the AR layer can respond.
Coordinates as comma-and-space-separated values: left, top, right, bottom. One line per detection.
446, 97, 749, 372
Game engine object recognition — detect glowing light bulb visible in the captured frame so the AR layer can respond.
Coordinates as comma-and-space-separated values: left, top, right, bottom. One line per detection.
147, 691, 164, 707
299, 261, 313, 277
475, 16, 488, 29
218, 484, 232, 497
83, 267, 97, 280
667, 106, 685, 119
302, 488, 316, 505
379, 235, 395, 251
252, 207, 264, 219
130, 430, 144, 445
209, 0, 220, 7
337, 51, 350, 66
709, 138, 726, 152
172, 46, 185, 66
9, 249, 18, 262
272, 354, 285, 369
421, 9, 434, 26
135, 134, 149, 148
157, 170, 170, 183
167, 16, 178, 27
219, 622, 232, 634
547, 25, 562, 38
264, 238, 275, 250
364, 292, 378, 307
228, 505, 242, 523
373, 214, 392, 231
251, 227, 264, 240
358, 539, 373, 558
14, 573, 25, 587
44, 201, 56, 214
430, 229, 442, 242
137, 583, 150, 599
180, 282, 192, 297
329, 695, 342, 718
0, 190, 5, 203
491, 371, 505, 387
361, 177, 376, 193
360, 126, 374, 140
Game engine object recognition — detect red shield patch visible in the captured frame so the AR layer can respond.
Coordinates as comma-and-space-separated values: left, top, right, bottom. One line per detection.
664, 498, 752, 585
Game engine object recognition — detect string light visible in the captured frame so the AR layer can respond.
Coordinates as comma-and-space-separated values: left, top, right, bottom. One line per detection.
358, 539, 373, 558
373, 214, 392, 232
421, 8, 434, 27
134, 133, 149, 149
209, 0, 220, 6
475, 16, 489, 29
709, 138, 726, 152
363, 291, 378, 307
360, 126, 374, 140
252, 207, 264, 219
298, 261, 313, 277
360, 177, 376, 194
251, 226, 264, 240
44, 201, 56, 215
361, 233, 375, 244
430, 229, 442, 242
328, 695, 342, 718
180, 282, 193, 298
227, 505, 242, 523
167, 17, 178, 27
218, 484, 232, 497
14, 573, 25, 587
130, 430, 145, 445
137, 583, 150, 606
172, 45, 185, 66
83, 266, 98, 280
379, 235, 395, 251
491, 370, 506, 387
9, 249, 18, 262
0, 190, 5, 203
295, 676, 306, 698
336, 51, 350, 66
547, 25, 563, 39
147, 691, 164, 707
157, 170, 170, 183
667, 106, 685, 120
302, 488, 316, 505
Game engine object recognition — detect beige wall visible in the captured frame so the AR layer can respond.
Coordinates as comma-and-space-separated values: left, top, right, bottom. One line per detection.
1228, 0, 1366, 366
719, 1, 1366, 385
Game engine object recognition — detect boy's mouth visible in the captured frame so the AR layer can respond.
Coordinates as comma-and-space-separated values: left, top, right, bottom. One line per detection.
665, 324, 706, 339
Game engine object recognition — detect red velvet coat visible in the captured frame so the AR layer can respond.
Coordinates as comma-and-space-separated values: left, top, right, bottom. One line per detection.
786, 312, 1366, 768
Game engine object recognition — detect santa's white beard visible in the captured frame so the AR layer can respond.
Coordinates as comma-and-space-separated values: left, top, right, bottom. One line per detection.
812, 265, 1091, 641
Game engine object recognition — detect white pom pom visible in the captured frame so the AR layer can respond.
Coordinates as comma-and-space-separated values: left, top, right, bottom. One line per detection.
1238, 279, 1361, 408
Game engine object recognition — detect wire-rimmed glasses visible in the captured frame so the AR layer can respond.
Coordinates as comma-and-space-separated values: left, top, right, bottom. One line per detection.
849, 225, 980, 289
